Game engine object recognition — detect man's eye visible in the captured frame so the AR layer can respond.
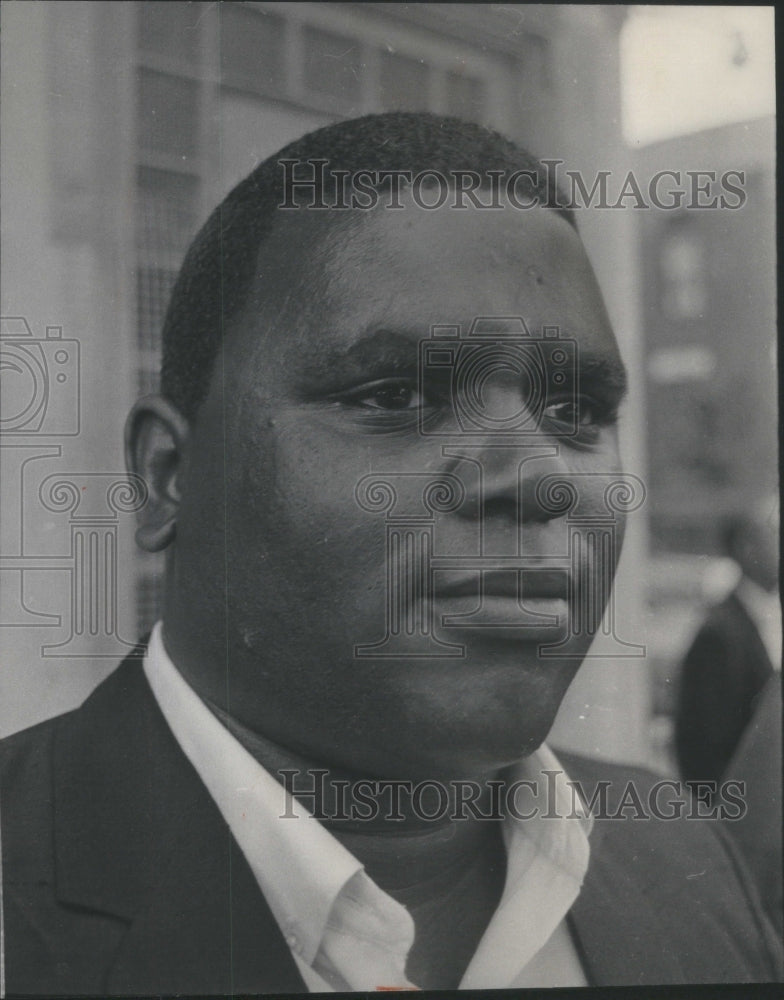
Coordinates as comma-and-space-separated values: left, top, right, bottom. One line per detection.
544, 399, 591, 425
542, 396, 615, 440
341, 379, 426, 411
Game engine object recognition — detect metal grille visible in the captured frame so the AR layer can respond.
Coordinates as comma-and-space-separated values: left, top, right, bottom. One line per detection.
135, 572, 164, 638
136, 166, 200, 255
136, 266, 177, 353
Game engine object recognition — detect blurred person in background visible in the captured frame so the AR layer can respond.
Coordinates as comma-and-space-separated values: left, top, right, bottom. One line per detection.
675, 499, 780, 796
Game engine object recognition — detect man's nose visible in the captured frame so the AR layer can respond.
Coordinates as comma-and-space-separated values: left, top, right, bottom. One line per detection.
443, 382, 571, 526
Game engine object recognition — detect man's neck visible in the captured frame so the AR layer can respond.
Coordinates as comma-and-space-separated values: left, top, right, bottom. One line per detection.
205, 696, 506, 843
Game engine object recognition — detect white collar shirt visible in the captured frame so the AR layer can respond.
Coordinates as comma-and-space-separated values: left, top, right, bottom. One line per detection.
143, 622, 592, 990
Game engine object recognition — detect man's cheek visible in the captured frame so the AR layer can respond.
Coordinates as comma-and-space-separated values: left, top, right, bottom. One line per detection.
283, 518, 386, 600
236, 466, 387, 589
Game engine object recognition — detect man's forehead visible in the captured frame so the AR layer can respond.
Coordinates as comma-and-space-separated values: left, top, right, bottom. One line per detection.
249, 195, 619, 362
265, 188, 579, 261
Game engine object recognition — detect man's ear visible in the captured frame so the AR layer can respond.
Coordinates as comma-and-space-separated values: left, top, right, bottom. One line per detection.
124, 395, 190, 552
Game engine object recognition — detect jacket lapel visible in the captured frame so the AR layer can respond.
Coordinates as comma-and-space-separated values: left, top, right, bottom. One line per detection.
105, 793, 308, 995
727, 591, 774, 677
555, 750, 686, 986
569, 818, 685, 986
53, 654, 306, 994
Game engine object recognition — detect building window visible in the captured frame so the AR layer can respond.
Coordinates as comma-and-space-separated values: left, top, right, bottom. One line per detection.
302, 26, 362, 103
135, 572, 163, 638
136, 266, 177, 354
137, 1, 201, 65
444, 68, 485, 121
220, 3, 286, 96
379, 50, 431, 111
659, 220, 707, 322
136, 166, 200, 255
137, 68, 200, 158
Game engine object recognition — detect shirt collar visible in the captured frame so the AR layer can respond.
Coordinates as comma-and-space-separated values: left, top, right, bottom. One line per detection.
143, 621, 591, 980
505, 742, 593, 873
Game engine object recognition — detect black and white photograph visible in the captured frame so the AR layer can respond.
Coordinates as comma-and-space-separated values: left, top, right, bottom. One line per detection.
0, 3, 779, 994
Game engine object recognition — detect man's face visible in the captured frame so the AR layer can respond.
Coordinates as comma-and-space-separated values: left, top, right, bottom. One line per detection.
171, 194, 627, 780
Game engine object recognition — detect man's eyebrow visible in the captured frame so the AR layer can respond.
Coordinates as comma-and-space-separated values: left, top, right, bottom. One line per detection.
296, 328, 423, 387
295, 327, 629, 400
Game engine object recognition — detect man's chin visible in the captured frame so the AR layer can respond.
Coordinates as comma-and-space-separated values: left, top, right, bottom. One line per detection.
361, 726, 552, 785
354, 685, 574, 782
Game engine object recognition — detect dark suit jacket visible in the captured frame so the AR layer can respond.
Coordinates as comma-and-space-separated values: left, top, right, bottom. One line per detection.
675, 588, 775, 787
722, 673, 783, 937
1, 654, 781, 995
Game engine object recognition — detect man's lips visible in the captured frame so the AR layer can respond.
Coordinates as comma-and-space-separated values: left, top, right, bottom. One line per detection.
428, 569, 571, 640
434, 569, 569, 601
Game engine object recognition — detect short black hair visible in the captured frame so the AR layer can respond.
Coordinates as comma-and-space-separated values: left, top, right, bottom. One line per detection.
160, 111, 576, 421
